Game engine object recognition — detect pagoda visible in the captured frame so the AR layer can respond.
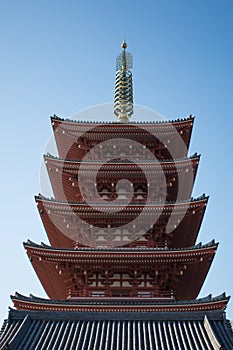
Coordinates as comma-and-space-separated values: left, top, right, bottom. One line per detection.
1, 42, 233, 349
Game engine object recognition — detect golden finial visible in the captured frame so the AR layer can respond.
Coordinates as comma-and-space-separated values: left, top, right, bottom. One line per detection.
122, 39, 127, 49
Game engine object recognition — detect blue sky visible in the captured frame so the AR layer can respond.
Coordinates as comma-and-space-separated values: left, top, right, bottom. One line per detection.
0, 0, 233, 323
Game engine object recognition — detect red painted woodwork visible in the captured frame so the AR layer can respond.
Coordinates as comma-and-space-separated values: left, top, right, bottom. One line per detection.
44, 154, 199, 203
24, 241, 217, 301
36, 196, 208, 249
51, 116, 194, 160
20, 114, 216, 310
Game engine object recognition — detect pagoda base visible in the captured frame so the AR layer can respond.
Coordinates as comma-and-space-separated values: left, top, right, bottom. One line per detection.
1, 301, 233, 349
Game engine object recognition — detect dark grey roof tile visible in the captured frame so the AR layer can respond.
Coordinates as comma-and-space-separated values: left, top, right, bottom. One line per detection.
1, 309, 233, 350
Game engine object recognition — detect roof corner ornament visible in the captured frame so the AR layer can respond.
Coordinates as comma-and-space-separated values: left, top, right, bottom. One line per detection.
114, 40, 134, 123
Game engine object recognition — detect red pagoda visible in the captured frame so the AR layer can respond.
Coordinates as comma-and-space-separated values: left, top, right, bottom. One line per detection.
0, 42, 233, 349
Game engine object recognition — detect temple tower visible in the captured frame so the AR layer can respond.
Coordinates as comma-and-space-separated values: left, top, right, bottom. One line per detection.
0, 42, 232, 350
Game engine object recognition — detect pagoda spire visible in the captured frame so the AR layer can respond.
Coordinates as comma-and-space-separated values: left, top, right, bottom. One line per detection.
114, 39, 134, 123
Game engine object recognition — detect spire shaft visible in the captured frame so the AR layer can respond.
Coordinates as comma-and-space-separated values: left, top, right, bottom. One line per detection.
114, 41, 133, 123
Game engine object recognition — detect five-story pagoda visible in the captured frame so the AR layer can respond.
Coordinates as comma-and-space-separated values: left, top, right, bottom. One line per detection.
0, 42, 233, 349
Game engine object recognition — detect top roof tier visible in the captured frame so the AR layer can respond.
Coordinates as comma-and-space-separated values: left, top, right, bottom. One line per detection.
51, 115, 194, 161
51, 43, 194, 160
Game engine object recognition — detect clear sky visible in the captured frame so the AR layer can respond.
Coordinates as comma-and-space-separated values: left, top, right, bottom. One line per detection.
0, 1, 233, 323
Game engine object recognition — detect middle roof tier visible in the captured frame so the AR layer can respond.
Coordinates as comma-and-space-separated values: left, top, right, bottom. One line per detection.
36, 195, 208, 249
44, 154, 199, 203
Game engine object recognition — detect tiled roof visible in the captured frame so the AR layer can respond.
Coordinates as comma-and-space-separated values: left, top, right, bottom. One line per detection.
12, 292, 229, 307
44, 152, 200, 163
11, 293, 230, 313
51, 114, 194, 125
0, 308, 233, 350
36, 193, 208, 206
24, 238, 217, 253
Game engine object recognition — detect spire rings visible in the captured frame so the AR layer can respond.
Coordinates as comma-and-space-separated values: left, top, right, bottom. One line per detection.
114, 43, 134, 123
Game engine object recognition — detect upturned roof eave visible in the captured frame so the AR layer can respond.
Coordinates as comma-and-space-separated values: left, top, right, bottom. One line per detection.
50, 114, 195, 126
44, 152, 200, 165
23, 239, 218, 255
35, 193, 209, 207
11, 293, 229, 313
